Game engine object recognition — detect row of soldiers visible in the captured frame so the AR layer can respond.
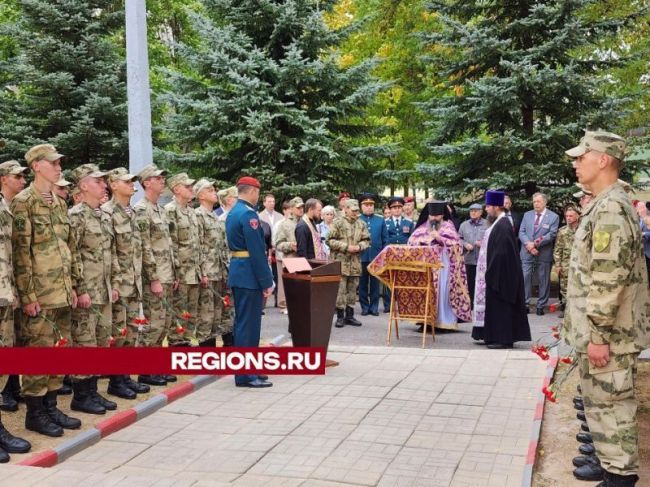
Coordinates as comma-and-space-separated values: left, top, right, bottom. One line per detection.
0, 143, 235, 461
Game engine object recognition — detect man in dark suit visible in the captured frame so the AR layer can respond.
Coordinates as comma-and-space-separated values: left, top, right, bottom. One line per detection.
518, 192, 559, 315
358, 193, 388, 316
503, 195, 521, 234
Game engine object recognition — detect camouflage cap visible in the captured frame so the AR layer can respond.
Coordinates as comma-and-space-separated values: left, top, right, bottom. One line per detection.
193, 178, 216, 196
69, 164, 107, 184
290, 196, 304, 208
217, 186, 238, 203
344, 199, 360, 211
136, 163, 168, 183
565, 130, 626, 161
0, 160, 29, 176
108, 167, 137, 183
54, 177, 72, 188
167, 172, 196, 190
572, 183, 593, 199
25, 143, 64, 165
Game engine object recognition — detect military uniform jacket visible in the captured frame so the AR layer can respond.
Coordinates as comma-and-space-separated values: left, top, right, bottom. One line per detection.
565, 182, 650, 355
134, 197, 175, 284
273, 216, 297, 259
0, 198, 15, 306
165, 200, 201, 285
359, 213, 387, 263
68, 202, 116, 305
11, 185, 74, 309
385, 216, 414, 245
326, 216, 371, 276
552, 224, 576, 271
226, 199, 273, 291
102, 199, 143, 299
195, 205, 228, 282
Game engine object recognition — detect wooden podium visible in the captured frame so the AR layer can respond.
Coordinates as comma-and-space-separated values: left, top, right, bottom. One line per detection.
282, 259, 341, 366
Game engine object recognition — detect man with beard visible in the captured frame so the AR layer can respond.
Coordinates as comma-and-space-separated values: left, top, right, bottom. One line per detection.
295, 198, 325, 260
472, 190, 531, 348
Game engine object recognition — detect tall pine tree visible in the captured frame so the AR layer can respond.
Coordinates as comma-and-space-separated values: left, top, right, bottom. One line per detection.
418, 0, 647, 206
0, 0, 128, 168
159, 0, 389, 199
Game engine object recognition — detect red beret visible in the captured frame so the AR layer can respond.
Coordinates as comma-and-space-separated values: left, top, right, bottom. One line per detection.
237, 176, 261, 188
338, 191, 350, 200
404, 196, 414, 203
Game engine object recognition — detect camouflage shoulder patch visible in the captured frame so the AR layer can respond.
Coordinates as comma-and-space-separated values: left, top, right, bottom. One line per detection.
14, 215, 25, 232
593, 230, 611, 252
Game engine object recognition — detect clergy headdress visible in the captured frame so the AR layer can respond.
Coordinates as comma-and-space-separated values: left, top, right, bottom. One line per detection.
485, 190, 505, 207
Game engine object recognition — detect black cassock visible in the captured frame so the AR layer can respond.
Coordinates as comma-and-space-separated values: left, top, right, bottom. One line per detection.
472, 216, 531, 345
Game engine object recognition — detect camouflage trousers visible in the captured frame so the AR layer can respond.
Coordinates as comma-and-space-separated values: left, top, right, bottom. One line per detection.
142, 282, 173, 347
578, 352, 639, 475
336, 276, 359, 308
0, 305, 14, 399
168, 283, 198, 346
71, 302, 111, 381
558, 270, 568, 305
197, 280, 232, 342
112, 296, 141, 347
20, 306, 71, 397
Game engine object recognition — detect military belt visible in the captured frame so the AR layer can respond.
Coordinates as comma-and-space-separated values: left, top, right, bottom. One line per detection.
231, 251, 250, 258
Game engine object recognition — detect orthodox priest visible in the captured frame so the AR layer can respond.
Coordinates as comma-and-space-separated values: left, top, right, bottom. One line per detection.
408, 201, 472, 329
472, 190, 531, 348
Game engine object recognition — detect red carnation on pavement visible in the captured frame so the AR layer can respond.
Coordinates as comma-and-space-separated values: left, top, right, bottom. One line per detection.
55, 337, 68, 347
108, 336, 117, 347
176, 325, 185, 335
550, 326, 558, 332
132, 317, 148, 325
560, 356, 573, 364
542, 386, 557, 402
552, 332, 560, 339
119, 327, 128, 337
180, 311, 192, 320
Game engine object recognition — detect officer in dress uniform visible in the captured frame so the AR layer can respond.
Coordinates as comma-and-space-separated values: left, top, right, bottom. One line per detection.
382, 196, 414, 311
225, 176, 274, 388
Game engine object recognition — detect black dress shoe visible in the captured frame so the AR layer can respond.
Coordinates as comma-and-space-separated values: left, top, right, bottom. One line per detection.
577, 411, 586, 422
383, 308, 390, 313
572, 455, 600, 467
536, 308, 545, 316
580, 421, 590, 432
138, 375, 167, 386
236, 379, 273, 388
579, 443, 595, 455
361, 310, 369, 316
486, 343, 514, 349
576, 432, 593, 443
258, 375, 269, 381
370, 311, 379, 316
0, 424, 31, 453
574, 463, 604, 481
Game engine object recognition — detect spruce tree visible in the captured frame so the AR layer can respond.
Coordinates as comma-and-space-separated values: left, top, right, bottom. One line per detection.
0, 0, 128, 169
418, 0, 647, 207
159, 0, 388, 200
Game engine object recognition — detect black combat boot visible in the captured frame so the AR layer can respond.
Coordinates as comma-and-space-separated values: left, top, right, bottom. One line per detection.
124, 375, 149, 393
576, 432, 593, 444
57, 375, 72, 395
344, 306, 362, 326
89, 377, 117, 410
600, 471, 639, 487
221, 332, 234, 347
573, 455, 600, 467
334, 308, 345, 328
580, 421, 590, 432
574, 463, 604, 481
0, 412, 31, 454
577, 411, 586, 422
162, 375, 177, 383
0, 377, 18, 412
138, 374, 167, 386
107, 375, 137, 400
71, 379, 106, 415
579, 443, 595, 455
44, 391, 81, 429
24, 395, 63, 437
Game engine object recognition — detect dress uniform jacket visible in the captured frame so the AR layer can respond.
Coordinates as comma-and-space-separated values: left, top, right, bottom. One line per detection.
359, 214, 387, 263
385, 216, 414, 245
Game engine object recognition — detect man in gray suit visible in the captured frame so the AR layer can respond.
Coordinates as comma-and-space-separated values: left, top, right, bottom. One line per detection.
518, 192, 559, 315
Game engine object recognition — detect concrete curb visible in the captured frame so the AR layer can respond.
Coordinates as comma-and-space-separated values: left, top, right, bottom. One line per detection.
17, 375, 220, 468
522, 352, 559, 487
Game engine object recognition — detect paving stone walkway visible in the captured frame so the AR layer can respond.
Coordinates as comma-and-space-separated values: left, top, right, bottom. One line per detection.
0, 345, 548, 486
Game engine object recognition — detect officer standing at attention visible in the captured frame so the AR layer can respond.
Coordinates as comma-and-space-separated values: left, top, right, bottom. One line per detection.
225, 176, 274, 388
564, 130, 650, 486
358, 193, 387, 316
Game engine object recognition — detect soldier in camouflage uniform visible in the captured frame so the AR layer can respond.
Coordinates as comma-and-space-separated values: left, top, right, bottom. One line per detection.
564, 131, 650, 486
273, 196, 303, 260
67, 164, 119, 415
0, 160, 28, 412
194, 179, 233, 347
134, 164, 175, 386
326, 199, 370, 328
0, 161, 32, 460
552, 205, 580, 317
12, 144, 81, 437
165, 173, 200, 347
102, 168, 149, 397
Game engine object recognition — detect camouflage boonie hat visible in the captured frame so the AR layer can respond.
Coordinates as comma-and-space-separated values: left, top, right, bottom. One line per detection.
217, 186, 237, 203
0, 160, 29, 176
167, 172, 196, 190
69, 164, 107, 184
136, 163, 168, 183
54, 178, 72, 187
193, 178, 215, 196
344, 199, 360, 211
108, 167, 137, 182
565, 130, 626, 161
25, 143, 64, 165
290, 196, 304, 208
